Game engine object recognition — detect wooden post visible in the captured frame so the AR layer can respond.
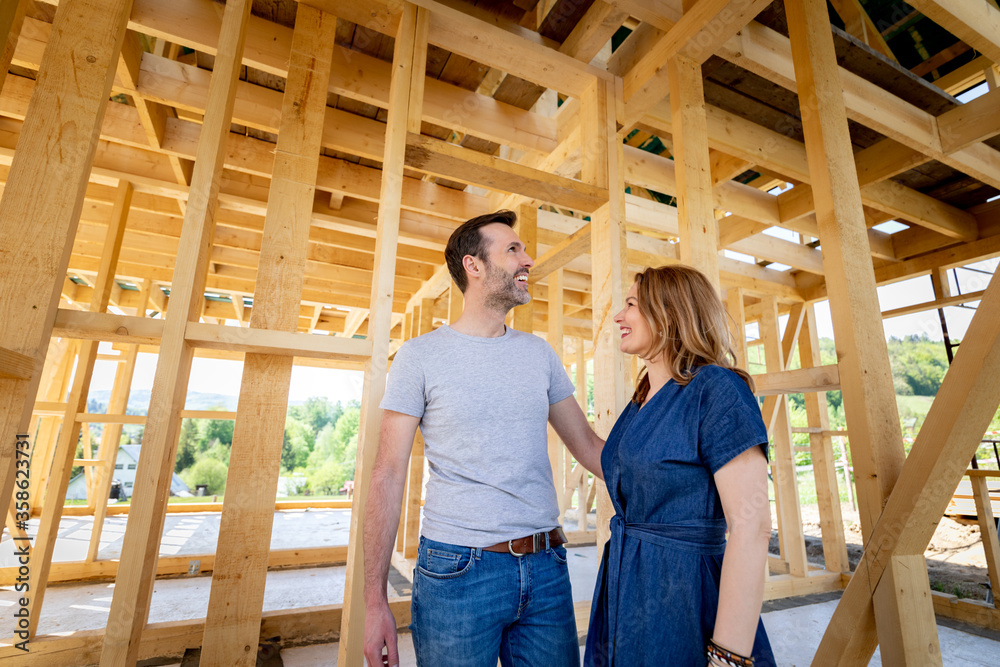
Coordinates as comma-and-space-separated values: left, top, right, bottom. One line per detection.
669, 53, 720, 292
584, 76, 629, 552
726, 287, 747, 370
800, 305, 849, 573
0, 0, 132, 569
402, 297, 435, 559
812, 218, 1000, 667
86, 283, 145, 562
0, 0, 28, 95
872, 555, 942, 666
100, 2, 253, 664
760, 295, 807, 578
786, 0, 905, 545
548, 269, 566, 516
199, 7, 337, 664
970, 473, 1000, 611
28, 180, 133, 636
513, 203, 537, 332
339, 5, 424, 664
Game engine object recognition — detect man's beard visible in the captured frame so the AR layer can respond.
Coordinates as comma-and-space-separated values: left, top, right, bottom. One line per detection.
482, 258, 530, 313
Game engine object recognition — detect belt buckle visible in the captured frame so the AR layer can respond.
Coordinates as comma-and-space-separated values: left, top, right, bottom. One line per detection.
508, 538, 526, 557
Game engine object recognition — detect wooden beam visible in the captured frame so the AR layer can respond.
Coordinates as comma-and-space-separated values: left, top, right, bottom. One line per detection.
907, 0, 1000, 67
404, 133, 608, 213
937, 86, 1000, 155
29, 180, 132, 635
0, 347, 33, 380
410, 0, 609, 98
584, 76, 628, 553
870, 553, 942, 666
529, 221, 592, 284
760, 295, 808, 577
753, 365, 841, 396
828, 0, 896, 60
621, 0, 772, 128
339, 4, 421, 663
786, 0, 905, 544
0, 0, 28, 95
816, 262, 1000, 663
200, 9, 336, 659
0, 598, 412, 666
548, 268, 566, 516
669, 50, 720, 291
99, 1, 253, 664
799, 305, 849, 574
0, 0, 133, 590
513, 204, 538, 332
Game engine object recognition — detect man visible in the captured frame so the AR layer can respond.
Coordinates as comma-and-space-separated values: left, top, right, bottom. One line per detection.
363, 210, 605, 667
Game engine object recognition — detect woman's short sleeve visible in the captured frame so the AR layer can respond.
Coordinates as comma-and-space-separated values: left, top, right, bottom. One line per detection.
697, 368, 769, 475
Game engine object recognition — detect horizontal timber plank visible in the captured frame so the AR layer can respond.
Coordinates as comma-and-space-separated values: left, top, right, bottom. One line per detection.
0, 346, 33, 380
753, 365, 841, 396
882, 290, 986, 319
0, 545, 349, 586
404, 133, 608, 212
59, 498, 355, 517
0, 597, 411, 665
185, 322, 372, 360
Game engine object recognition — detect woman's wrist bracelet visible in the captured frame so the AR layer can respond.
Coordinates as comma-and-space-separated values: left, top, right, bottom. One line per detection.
706, 637, 754, 667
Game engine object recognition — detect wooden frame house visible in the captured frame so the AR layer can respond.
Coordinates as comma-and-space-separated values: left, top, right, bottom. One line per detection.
1, 0, 999, 664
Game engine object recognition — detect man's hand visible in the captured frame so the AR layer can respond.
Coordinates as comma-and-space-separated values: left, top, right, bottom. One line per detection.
364, 598, 400, 667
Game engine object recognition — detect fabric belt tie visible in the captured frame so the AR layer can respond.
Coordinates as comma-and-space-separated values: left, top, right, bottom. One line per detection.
604, 515, 727, 666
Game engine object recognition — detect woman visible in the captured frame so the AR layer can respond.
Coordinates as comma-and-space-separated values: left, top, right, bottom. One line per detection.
585, 265, 775, 667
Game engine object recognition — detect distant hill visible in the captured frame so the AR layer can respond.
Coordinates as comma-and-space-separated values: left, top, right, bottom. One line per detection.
87, 390, 316, 415
87, 390, 239, 415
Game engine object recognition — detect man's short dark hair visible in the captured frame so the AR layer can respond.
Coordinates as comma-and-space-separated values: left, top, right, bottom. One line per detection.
444, 210, 517, 293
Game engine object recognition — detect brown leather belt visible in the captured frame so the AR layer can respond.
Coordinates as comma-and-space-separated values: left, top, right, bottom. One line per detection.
483, 527, 567, 556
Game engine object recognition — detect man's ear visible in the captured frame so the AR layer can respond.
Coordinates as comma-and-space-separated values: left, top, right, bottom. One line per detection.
462, 254, 481, 281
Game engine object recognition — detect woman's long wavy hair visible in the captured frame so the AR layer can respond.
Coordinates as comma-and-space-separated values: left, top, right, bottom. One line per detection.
630, 265, 754, 404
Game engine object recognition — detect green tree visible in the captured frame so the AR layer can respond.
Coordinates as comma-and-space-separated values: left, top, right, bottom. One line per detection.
175, 419, 198, 472
282, 417, 312, 472
289, 397, 342, 447
182, 458, 229, 495
309, 406, 361, 481
307, 459, 348, 495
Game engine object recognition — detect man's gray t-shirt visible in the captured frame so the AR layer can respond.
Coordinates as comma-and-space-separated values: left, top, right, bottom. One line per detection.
380, 324, 576, 548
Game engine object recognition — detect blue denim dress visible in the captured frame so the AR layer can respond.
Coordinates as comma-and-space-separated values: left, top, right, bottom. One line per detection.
584, 365, 776, 666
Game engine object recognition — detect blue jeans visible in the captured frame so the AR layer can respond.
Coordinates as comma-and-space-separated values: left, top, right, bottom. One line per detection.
410, 536, 580, 667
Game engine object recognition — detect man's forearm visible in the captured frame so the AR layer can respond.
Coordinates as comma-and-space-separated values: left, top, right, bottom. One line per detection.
363, 462, 407, 605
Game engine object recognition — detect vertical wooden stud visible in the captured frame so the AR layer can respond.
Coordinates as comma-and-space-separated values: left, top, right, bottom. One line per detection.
199, 7, 337, 664
800, 305, 849, 573
339, 5, 425, 664
100, 2, 254, 663
28, 180, 133, 635
760, 295, 807, 578
872, 555, 942, 666
668, 54, 720, 292
0, 0, 133, 568
786, 0, 905, 541
513, 204, 538, 332
584, 76, 629, 552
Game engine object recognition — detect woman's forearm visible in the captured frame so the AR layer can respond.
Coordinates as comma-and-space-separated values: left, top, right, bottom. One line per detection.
712, 524, 770, 656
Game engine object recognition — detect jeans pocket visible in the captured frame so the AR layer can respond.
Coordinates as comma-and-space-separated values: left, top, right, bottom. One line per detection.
416, 547, 475, 580
550, 545, 568, 565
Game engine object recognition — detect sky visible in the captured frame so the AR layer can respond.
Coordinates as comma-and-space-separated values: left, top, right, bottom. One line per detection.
87, 83, 997, 404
